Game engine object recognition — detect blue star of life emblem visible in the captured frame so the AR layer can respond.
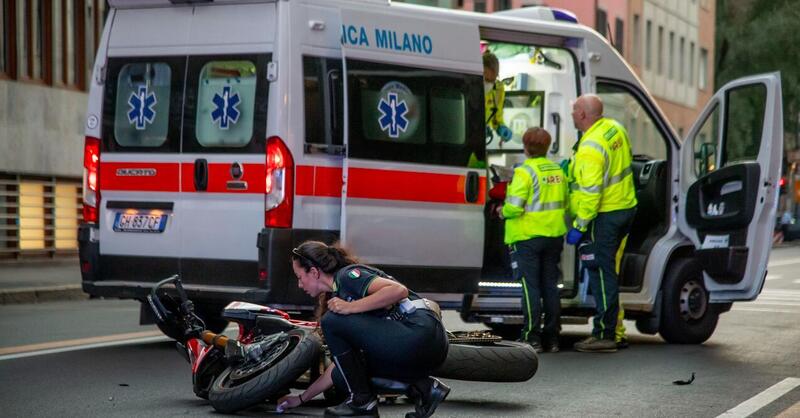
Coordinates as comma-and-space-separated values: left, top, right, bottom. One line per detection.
127, 85, 157, 130
378, 92, 409, 138
211, 86, 241, 130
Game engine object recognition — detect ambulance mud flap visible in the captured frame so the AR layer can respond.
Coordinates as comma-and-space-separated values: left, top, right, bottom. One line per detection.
78, 224, 100, 286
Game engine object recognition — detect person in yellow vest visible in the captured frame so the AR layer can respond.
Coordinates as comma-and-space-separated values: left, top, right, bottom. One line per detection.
483, 52, 513, 143
565, 94, 637, 353
498, 127, 568, 353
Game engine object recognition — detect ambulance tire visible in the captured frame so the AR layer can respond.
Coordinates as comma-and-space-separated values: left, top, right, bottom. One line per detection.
659, 258, 719, 344
433, 341, 538, 382
208, 328, 322, 413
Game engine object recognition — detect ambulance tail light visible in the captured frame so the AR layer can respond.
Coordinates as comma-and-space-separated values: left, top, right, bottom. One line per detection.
82, 136, 101, 224
265, 136, 294, 228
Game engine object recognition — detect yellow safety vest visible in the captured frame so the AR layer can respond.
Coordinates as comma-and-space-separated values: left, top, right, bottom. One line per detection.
485, 81, 506, 130
502, 157, 569, 244
570, 117, 637, 231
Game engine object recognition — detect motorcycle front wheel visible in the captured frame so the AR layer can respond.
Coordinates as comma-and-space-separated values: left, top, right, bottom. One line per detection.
208, 328, 321, 413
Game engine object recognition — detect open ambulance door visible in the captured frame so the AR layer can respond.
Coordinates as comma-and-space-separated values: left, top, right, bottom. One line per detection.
339, 7, 486, 295
678, 72, 783, 302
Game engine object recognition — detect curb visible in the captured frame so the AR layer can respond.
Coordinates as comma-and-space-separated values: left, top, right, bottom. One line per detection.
0, 285, 88, 305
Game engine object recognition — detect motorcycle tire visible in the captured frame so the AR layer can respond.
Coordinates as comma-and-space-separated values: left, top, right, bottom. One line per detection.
433, 340, 538, 382
208, 328, 322, 413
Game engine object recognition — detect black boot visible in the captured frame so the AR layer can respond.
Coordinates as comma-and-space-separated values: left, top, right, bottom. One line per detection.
405, 377, 450, 418
325, 351, 379, 417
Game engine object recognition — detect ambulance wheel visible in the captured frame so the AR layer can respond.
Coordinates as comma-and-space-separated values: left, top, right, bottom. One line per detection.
659, 258, 719, 344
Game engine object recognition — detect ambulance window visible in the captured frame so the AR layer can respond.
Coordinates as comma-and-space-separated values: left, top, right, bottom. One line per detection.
693, 105, 720, 176
183, 54, 269, 153
303, 56, 344, 151
346, 60, 484, 167
194, 60, 257, 147
112, 62, 173, 148
722, 83, 767, 166
482, 42, 576, 152
596, 83, 668, 161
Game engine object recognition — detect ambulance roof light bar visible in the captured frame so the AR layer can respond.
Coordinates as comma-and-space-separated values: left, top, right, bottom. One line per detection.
494, 6, 579, 24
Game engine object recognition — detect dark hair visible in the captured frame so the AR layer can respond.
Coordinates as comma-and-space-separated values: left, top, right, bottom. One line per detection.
291, 241, 359, 321
291, 240, 358, 274
483, 51, 499, 73
522, 127, 552, 157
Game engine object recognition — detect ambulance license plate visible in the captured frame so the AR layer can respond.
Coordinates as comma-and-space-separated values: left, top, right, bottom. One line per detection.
113, 212, 167, 233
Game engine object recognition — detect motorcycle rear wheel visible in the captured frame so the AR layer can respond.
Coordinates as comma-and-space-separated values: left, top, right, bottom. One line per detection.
433, 339, 538, 382
208, 328, 321, 413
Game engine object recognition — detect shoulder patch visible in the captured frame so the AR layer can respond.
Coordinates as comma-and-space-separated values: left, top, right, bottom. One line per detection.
603, 127, 618, 141
348, 268, 361, 279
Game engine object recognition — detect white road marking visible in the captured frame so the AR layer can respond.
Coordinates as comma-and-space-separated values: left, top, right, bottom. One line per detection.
717, 378, 800, 418
794, 279, 800, 285
768, 257, 800, 268
732, 307, 800, 314
0, 335, 169, 362
766, 274, 783, 281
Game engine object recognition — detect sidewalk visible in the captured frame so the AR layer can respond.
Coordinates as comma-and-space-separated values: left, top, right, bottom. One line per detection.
0, 259, 86, 304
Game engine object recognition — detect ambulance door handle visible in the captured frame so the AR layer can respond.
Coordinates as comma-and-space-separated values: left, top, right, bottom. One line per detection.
465, 171, 479, 203
194, 159, 208, 192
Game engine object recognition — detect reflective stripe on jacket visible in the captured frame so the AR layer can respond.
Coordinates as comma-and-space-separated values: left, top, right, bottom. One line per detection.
502, 157, 569, 244
485, 81, 505, 130
570, 117, 637, 231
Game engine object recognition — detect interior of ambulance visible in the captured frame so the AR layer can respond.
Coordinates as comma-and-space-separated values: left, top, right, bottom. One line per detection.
478, 39, 673, 298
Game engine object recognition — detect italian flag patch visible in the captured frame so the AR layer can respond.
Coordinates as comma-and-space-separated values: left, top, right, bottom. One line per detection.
348, 269, 361, 279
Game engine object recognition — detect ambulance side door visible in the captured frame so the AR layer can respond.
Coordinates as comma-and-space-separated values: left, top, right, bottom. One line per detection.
678, 73, 783, 302
339, 8, 486, 294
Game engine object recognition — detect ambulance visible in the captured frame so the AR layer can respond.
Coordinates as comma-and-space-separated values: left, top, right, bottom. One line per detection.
79, 0, 783, 342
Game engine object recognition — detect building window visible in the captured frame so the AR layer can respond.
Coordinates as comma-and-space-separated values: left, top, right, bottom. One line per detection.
668, 31, 674, 80
679, 36, 685, 83
645, 20, 652, 70
633, 14, 641, 65
699, 47, 708, 90
657, 26, 663, 75
596, 9, 608, 37
474, 0, 486, 12
689, 42, 695, 86
495, 0, 511, 11
615, 17, 624, 54
0, 1, 17, 78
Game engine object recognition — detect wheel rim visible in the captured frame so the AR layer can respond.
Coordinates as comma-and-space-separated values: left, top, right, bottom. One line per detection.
680, 279, 708, 321
220, 333, 299, 388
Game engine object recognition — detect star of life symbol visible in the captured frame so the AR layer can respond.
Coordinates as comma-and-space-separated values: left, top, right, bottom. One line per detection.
377, 92, 409, 138
127, 85, 157, 130
211, 86, 241, 130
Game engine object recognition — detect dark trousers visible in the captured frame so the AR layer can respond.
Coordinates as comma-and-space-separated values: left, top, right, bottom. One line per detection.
511, 236, 563, 343
586, 208, 636, 340
322, 310, 448, 382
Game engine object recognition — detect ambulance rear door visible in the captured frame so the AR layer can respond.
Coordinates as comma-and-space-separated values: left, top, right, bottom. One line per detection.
176, 4, 274, 287
339, 7, 487, 294
678, 73, 783, 302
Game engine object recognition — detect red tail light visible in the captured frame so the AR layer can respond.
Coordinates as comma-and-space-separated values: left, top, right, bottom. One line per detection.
82, 136, 101, 223
265, 136, 294, 228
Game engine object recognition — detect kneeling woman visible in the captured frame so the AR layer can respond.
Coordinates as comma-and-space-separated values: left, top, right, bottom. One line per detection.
278, 241, 450, 418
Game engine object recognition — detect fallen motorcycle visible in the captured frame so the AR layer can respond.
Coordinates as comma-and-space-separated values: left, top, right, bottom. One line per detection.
148, 275, 537, 413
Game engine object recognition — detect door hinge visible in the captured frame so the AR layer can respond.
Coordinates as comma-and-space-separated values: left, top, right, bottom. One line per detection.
267, 61, 278, 82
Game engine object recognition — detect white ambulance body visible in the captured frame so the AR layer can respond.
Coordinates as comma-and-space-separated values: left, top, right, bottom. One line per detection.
79, 0, 783, 342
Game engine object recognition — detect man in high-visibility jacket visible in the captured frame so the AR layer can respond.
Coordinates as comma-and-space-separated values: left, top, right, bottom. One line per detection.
499, 127, 568, 353
566, 94, 637, 353
483, 52, 513, 143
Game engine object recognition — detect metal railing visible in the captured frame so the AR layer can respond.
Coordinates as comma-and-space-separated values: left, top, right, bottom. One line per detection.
0, 174, 82, 260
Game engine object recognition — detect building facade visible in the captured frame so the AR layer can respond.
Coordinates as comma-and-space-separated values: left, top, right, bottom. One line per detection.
1, 0, 107, 260
411, 0, 716, 139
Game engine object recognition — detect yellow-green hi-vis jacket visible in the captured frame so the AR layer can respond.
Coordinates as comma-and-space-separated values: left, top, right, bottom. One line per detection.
502, 157, 569, 244
568, 117, 638, 232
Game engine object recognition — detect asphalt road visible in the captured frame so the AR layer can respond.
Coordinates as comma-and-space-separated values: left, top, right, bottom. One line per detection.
1, 246, 799, 417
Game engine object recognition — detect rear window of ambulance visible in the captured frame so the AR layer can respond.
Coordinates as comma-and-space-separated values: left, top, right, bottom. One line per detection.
113, 62, 172, 147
